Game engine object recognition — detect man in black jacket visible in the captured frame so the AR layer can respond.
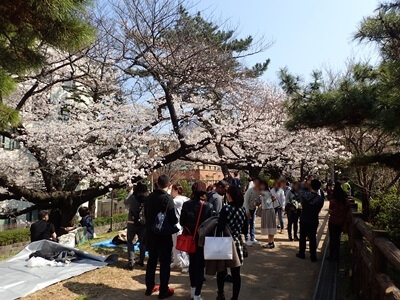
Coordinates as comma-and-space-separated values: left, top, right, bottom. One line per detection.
144, 175, 178, 299
296, 179, 324, 262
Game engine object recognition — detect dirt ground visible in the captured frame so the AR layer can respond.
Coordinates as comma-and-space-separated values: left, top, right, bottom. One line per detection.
22, 203, 329, 300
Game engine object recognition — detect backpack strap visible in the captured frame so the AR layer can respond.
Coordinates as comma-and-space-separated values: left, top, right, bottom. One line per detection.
193, 201, 205, 239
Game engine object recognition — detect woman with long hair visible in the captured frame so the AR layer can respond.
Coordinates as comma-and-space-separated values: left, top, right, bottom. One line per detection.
327, 182, 350, 261
216, 185, 247, 300
259, 180, 277, 249
170, 184, 190, 271
180, 182, 213, 300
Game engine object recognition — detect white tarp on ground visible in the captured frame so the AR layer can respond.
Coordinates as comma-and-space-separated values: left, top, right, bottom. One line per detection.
0, 240, 117, 300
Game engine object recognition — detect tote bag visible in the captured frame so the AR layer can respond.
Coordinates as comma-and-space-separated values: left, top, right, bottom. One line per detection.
204, 235, 233, 260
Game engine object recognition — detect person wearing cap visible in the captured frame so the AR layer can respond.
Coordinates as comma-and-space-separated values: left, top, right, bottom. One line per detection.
180, 181, 213, 300
30, 210, 57, 242
208, 180, 229, 213
144, 175, 178, 299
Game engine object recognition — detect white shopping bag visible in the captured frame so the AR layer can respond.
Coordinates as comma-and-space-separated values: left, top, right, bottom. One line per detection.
204, 236, 233, 260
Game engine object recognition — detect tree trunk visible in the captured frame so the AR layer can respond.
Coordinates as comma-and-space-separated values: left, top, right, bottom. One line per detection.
88, 199, 96, 216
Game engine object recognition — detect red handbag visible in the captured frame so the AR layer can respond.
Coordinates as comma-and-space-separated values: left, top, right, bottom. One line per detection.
176, 201, 204, 253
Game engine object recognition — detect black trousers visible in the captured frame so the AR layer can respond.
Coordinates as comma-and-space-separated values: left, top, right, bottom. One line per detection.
189, 247, 205, 296
328, 223, 342, 260
127, 223, 145, 263
287, 212, 299, 238
217, 266, 241, 300
145, 235, 172, 295
299, 221, 318, 259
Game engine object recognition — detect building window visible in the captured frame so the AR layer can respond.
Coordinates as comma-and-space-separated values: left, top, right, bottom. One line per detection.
1, 135, 20, 150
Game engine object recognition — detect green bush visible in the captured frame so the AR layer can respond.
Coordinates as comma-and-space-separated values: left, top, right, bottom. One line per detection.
93, 213, 128, 227
0, 228, 30, 246
370, 188, 400, 248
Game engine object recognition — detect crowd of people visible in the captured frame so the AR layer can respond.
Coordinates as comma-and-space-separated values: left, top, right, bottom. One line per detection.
28, 171, 351, 300
121, 172, 352, 300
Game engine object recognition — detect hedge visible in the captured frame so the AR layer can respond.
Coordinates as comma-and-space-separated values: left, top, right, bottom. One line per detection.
0, 228, 30, 246
93, 213, 128, 227
0, 213, 128, 246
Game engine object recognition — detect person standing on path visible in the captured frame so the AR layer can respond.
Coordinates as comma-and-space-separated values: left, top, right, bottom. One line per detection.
124, 181, 148, 270
216, 185, 247, 300
243, 177, 261, 246
180, 181, 213, 300
259, 180, 277, 249
170, 184, 190, 271
271, 180, 286, 234
327, 182, 350, 261
296, 179, 324, 262
285, 181, 300, 241
144, 175, 178, 299
208, 180, 229, 213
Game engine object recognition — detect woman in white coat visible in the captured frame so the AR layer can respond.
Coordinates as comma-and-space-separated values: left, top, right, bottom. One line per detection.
259, 180, 277, 249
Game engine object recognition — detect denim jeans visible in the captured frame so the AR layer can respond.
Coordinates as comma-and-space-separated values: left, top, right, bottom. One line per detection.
245, 209, 256, 240
275, 207, 284, 230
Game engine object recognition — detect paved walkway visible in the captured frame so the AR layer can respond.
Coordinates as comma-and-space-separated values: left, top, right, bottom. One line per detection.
23, 202, 330, 300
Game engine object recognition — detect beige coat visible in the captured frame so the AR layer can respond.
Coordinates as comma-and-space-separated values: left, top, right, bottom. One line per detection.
198, 216, 241, 275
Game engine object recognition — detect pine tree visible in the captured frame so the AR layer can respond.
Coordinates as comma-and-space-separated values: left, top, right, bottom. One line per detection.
0, 0, 95, 129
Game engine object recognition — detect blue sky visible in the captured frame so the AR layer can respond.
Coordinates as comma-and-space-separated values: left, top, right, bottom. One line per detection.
193, 0, 380, 83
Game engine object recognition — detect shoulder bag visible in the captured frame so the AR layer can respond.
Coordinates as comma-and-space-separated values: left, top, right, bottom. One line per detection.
176, 201, 204, 253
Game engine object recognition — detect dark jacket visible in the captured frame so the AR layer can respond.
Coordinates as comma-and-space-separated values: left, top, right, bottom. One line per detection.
180, 199, 213, 237
299, 190, 324, 224
125, 193, 145, 225
80, 215, 94, 238
144, 189, 178, 245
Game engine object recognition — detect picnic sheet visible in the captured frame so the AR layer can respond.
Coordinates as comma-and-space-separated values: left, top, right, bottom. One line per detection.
91, 239, 127, 248
0, 240, 117, 300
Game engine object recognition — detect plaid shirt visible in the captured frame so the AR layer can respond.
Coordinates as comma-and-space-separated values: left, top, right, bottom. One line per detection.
218, 204, 247, 263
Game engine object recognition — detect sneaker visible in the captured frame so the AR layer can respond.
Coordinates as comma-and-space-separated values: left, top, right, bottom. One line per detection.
294, 236, 299, 241
181, 267, 189, 273
145, 285, 160, 296
246, 240, 253, 247
158, 288, 174, 299
296, 253, 305, 259
251, 239, 260, 245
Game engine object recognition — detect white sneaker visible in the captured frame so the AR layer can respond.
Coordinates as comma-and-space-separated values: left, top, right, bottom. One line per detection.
194, 295, 202, 300
191, 287, 196, 299
252, 239, 260, 245
246, 239, 253, 247
181, 267, 189, 273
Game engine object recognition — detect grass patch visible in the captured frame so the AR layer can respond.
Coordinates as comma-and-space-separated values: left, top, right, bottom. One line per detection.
74, 295, 88, 300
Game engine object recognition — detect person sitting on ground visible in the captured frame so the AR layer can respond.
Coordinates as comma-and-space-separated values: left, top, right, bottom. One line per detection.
79, 206, 94, 239
30, 210, 57, 242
